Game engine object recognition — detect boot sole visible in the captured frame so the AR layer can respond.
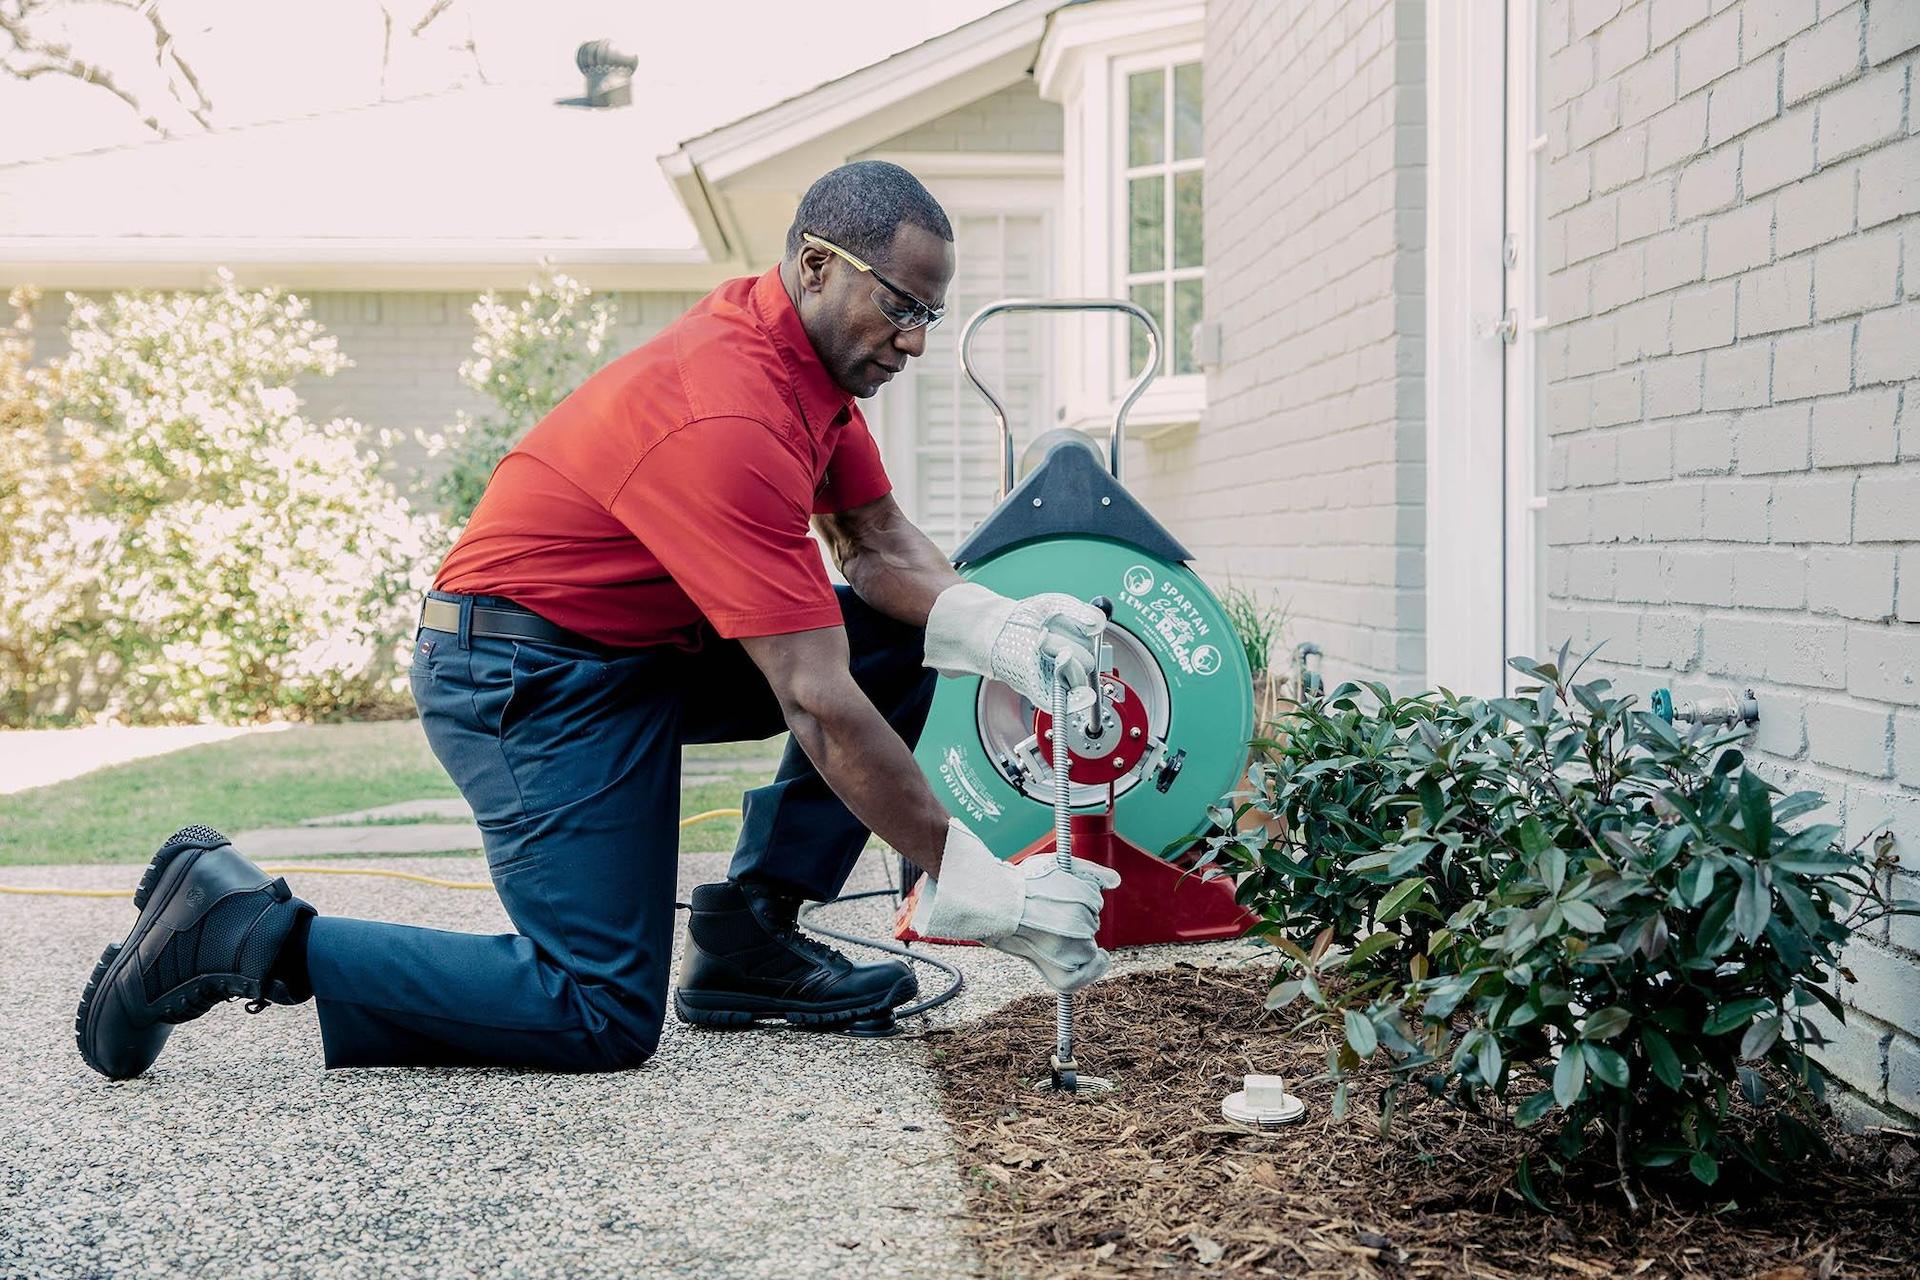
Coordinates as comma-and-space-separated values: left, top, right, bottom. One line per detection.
672, 971, 919, 1030
74, 828, 232, 1078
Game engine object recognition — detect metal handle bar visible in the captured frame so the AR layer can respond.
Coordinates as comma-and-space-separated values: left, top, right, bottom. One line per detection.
957, 298, 1163, 498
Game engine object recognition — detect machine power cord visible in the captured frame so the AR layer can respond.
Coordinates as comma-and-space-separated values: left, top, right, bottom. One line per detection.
3, 806, 967, 1025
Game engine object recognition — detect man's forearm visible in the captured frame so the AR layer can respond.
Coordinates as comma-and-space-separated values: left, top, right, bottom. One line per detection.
783, 682, 953, 877
831, 512, 960, 627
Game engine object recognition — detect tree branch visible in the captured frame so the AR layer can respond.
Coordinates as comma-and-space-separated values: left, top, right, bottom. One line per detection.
410, 0, 455, 37
0, 1, 180, 137
133, 1, 213, 127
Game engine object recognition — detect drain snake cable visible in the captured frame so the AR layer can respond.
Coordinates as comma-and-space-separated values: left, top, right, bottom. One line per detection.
0, 805, 968, 1023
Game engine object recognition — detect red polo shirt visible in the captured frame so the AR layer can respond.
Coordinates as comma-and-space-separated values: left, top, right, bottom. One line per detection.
434, 267, 893, 649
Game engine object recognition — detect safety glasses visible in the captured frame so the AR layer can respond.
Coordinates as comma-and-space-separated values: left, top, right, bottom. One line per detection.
801, 231, 947, 333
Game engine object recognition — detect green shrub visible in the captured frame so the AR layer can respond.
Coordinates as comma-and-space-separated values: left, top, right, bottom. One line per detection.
1219, 585, 1288, 682
1196, 646, 1916, 1204
1194, 680, 1525, 977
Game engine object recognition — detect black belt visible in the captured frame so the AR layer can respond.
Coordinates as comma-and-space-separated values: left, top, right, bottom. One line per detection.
419, 596, 598, 649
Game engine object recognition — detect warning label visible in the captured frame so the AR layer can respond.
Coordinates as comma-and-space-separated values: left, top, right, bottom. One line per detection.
939, 746, 1003, 823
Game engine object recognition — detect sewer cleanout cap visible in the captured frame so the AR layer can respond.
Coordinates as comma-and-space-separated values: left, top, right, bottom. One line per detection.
1222, 1073, 1307, 1127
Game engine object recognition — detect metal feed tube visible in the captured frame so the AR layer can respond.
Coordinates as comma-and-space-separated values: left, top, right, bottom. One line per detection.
1051, 670, 1075, 1077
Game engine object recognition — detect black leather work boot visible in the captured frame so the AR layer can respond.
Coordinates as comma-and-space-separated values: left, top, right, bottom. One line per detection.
75, 825, 316, 1081
672, 880, 917, 1029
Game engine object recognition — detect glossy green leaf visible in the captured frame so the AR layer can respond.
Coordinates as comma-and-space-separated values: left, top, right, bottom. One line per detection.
1346, 931, 1401, 969
1514, 1154, 1549, 1210
1264, 979, 1304, 1010
1553, 1042, 1587, 1107
1560, 899, 1606, 933
1704, 997, 1773, 1035
1680, 858, 1719, 907
1513, 1091, 1556, 1128
1739, 1016, 1781, 1061
1377, 876, 1426, 921
1689, 1150, 1719, 1186
1540, 845, 1567, 895
1584, 1043, 1628, 1088
1771, 854, 1856, 876
1733, 863, 1771, 941
1477, 1032, 1503, 1086
1737, 768, 1774, 854
1343, 1009, 1378, 1058
1583, 1006, 1631, 1040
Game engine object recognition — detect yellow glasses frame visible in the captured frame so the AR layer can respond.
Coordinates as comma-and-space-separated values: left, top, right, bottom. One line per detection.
801, 232, 946, 333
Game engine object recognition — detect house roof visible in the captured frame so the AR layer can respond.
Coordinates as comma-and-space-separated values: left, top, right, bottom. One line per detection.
663, 0, 1064, 264
0, 2, 1063, 290
0, 77, 728, 290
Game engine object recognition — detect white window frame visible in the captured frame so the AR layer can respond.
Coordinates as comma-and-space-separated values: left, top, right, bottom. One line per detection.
858, 166, 1061, 545
1037, 1, 1206, 437
1112, 49, 1206, 399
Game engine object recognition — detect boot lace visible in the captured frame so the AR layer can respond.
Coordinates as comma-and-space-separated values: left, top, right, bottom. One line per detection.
759, 896, 850, 968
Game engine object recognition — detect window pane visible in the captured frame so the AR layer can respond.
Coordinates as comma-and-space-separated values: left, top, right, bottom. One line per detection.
1127, 69, 1164, 167
1173, 62, 1203, 160
1129, 281, 1166, 377
1128, 175, 1165, 274
1173, 278, 1204, 375
1174, 170, 1204, 269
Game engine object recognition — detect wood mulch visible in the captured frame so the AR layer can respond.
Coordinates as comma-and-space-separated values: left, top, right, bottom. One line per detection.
927, 964, 1920, 1280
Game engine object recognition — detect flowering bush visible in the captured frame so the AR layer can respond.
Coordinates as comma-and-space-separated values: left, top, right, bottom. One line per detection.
0, 273, 440, 723
419, 267, 617, 524
0, 286, 93, 724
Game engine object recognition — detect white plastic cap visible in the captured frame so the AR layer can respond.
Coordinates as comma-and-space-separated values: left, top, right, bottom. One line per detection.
1243, 1074, 1289, 1108
1221, 1073, 1306, 1127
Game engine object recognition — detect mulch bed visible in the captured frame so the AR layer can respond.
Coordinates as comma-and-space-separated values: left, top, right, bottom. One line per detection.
927, 965, 1920, 1280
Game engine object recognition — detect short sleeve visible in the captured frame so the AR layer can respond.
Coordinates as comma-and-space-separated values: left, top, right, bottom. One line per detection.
611, 418, 845, 639
812, 405, 893, 515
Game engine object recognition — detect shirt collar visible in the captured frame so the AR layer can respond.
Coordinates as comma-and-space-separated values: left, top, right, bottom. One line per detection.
751, 266, 854, 432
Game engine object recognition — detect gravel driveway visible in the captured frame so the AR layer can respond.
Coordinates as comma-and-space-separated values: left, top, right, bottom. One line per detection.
1, 844, 1255, 1279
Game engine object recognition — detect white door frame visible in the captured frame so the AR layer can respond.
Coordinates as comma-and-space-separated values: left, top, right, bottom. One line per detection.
1502, 0, 1544, 677
1424, 1, 1539, 694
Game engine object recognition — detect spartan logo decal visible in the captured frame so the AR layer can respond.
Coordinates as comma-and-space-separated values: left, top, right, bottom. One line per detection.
1123, 564, 1155, 596
1190, 643, 1222, 676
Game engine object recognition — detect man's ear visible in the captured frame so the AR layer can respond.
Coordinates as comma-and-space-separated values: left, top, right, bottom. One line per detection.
796, 245, 832, 293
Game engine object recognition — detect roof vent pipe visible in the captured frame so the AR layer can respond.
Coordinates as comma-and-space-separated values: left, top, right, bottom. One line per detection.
576, 40, 637, 108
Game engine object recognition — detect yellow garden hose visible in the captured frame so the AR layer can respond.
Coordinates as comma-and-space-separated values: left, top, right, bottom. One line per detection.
0, 808, 744, 900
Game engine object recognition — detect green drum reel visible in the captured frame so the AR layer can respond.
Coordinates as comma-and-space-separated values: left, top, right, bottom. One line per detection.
908, 300, 1254, 876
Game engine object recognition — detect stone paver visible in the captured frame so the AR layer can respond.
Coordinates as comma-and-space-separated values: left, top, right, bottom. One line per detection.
237, 823, 486, 857
299, 798, 476, 826
0, 847, 1261, 1279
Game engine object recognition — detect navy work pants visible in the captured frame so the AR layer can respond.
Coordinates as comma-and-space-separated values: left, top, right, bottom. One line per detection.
302, 588, 937, 1071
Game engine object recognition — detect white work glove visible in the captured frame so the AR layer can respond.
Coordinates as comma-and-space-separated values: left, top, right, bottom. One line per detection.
923, 581, 1105, 711
910, 817, 1121, 994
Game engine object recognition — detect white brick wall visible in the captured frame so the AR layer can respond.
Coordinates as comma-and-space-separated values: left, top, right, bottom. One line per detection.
1179, 0, 1427, 688
1542, 0, 1920, 1120
29, 288, 699, 486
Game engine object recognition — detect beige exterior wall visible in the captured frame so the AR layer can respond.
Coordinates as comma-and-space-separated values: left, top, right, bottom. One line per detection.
860, 79, 1063, 155
27, 287, 703, 483
1162, 0, 1427, 688
1538, 0, 1920, 1121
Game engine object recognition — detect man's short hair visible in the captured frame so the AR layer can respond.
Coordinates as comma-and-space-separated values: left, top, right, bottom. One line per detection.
784, 161, 954, 267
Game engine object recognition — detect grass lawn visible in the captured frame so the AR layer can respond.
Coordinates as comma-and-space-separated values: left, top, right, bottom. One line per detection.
0, 721, 788, 867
